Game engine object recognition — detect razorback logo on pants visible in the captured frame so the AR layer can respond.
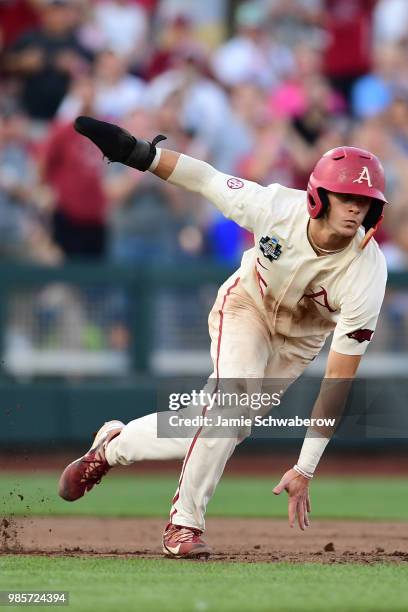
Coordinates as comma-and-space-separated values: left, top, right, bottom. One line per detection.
346, 328, 374, 343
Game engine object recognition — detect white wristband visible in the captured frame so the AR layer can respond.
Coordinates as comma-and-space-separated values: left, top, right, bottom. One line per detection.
297, 430, 330, 476
293, 464, 313, 479
148, 147, 162, 172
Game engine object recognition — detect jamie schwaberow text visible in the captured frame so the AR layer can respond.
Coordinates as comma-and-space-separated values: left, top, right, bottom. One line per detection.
168, 415, 337, 428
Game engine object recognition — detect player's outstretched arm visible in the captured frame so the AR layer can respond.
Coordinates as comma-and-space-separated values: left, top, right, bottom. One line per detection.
73, 115, 216, 182
74, 116, 194, 182
74, 116, 266, 232
73, 116, 219, 196
273, 350, 362, 531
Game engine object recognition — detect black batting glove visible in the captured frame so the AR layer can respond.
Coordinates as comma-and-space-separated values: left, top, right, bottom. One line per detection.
74, 116, 167, 171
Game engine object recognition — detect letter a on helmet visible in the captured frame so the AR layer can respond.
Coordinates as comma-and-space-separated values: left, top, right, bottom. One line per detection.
352, 166, 372, 187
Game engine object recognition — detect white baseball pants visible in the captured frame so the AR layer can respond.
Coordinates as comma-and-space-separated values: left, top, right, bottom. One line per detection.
105, 275, 315, 531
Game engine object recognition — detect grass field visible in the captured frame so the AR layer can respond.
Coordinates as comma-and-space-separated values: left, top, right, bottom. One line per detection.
1, 472, 408, 611
1, 472, 408, 520
1, 556, 408, 612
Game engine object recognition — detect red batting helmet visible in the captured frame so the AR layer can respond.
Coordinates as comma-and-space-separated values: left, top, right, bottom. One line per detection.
307, 146, 388, 234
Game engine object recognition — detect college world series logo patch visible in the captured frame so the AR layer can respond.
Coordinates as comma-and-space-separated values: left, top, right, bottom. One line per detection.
259, 236, 282, 262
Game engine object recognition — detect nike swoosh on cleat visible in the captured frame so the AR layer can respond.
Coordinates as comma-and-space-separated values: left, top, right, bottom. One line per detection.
164, 544, 181, 555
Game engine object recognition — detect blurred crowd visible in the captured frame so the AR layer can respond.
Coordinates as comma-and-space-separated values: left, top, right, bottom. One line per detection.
1, 0, 408, 270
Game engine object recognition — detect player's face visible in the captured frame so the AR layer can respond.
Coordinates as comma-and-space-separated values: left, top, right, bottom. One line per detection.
326, 192, 372, 237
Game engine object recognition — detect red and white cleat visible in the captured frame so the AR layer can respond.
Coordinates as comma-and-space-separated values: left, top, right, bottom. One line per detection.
58, 420, 124, 502
162, 523, 212, 559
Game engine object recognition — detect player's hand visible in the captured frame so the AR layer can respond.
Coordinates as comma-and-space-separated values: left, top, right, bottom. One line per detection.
273, 468, 311, 530
74, 116, 166, 171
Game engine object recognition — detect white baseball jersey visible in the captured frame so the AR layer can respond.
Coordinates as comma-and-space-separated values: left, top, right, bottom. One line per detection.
168, 154, 388, 357
102, 153, 389, 535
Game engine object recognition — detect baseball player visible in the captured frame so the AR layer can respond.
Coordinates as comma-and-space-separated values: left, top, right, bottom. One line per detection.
59, 117, 388, 559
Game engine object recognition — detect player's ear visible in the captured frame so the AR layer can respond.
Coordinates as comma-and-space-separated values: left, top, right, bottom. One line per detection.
320, 189, 330, 217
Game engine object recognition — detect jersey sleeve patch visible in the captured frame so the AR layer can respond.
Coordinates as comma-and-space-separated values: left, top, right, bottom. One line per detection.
226, 177, 244, 189
346, 328, 374, 343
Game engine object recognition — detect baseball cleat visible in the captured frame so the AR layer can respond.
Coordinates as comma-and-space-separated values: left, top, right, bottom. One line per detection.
162, 523, 212, 559
58, 420, 124, 502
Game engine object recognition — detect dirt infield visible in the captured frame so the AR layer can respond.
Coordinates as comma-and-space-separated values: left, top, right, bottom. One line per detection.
1, 452, 407, 564
1, 516, 408, 564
